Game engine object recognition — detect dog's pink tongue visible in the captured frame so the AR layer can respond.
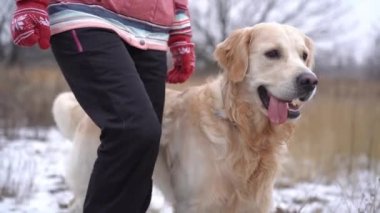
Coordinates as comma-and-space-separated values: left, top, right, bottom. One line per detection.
268, 95, 288, 125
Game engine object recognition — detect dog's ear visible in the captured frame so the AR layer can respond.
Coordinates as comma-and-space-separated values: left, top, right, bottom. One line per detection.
304, 35, 315, 69
214, 28, 253, 83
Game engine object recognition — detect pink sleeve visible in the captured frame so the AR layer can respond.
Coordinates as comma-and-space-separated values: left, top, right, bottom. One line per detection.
16, 0, 49, 7
170, 0, 192, 38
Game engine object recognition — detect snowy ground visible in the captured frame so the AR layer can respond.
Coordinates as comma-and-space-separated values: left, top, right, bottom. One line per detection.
0, 128, 379, 213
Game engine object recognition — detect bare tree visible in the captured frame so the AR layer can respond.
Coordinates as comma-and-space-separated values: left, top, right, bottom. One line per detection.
365, 32, 380, 79
189, 0, 351, 69
0, 0, 17, 66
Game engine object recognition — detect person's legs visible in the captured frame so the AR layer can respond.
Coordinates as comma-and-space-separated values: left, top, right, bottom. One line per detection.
51, 28, 166, 213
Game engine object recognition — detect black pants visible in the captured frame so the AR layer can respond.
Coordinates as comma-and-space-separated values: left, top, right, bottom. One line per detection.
51, 28, 167, 213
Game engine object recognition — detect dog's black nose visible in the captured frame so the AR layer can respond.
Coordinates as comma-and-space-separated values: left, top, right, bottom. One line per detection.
296, 72, 318, 92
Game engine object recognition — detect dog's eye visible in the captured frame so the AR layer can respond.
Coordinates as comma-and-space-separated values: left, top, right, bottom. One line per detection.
302, 51, 308, 61
264, 49, 281, 59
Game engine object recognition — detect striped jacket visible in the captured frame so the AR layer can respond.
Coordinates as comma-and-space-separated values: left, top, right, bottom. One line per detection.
17, 0, 192, 50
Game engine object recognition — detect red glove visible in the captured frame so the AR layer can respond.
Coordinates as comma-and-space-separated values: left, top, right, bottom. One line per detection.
11, 1, 50, 49
167, 35, 195, 83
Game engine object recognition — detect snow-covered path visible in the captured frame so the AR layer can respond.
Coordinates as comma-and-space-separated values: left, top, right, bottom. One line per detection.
0, 130, 72, 213
0, 129, 379, 213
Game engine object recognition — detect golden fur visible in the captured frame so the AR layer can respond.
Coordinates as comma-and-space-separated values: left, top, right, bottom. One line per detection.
52, 23, 317, 213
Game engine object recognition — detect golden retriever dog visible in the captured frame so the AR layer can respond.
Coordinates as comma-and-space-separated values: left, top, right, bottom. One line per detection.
52, 23, 318, 213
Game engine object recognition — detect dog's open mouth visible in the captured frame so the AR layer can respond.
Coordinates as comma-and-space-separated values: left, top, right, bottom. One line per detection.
258, 86, 302, 124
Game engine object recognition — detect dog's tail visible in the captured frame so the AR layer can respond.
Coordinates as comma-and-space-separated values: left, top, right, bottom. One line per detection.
52, 92, 86, 141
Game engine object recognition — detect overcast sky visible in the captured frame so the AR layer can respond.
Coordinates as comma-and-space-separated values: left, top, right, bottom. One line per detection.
348, 0, 380, 61
353, 0, 380, 25
352, 0, 379, 37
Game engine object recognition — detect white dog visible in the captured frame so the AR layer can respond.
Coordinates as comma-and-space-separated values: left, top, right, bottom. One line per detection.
52, 23, 317, 213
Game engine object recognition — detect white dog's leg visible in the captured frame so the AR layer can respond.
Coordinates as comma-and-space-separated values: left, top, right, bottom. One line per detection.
65, 115, 100, 212
152, 149, 175, 206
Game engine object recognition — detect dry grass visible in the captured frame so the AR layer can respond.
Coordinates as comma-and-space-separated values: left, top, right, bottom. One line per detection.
0, 67, 68, 139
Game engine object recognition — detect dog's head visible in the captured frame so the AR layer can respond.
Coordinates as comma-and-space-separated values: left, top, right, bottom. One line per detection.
214, 23, 318, 125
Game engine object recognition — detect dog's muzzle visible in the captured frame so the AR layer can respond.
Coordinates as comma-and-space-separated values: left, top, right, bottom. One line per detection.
258, 72, 318, 125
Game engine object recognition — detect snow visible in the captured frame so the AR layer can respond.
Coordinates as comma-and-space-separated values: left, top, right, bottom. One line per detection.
0, 129, 72, 213
274, 179, 380, 213
0, 128, 379, 213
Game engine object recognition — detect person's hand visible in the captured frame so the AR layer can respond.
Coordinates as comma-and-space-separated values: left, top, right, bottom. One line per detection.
11, 1, 50, 49
167, 35, 195, 83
